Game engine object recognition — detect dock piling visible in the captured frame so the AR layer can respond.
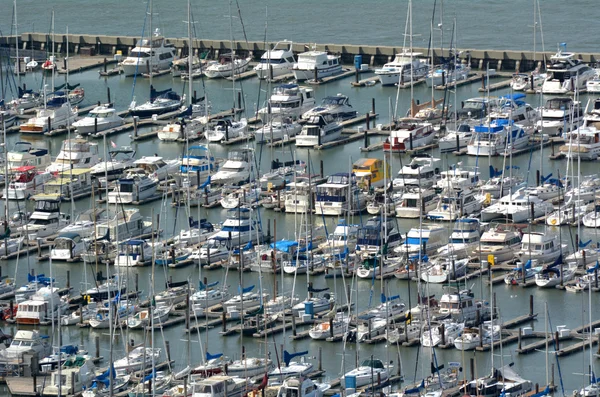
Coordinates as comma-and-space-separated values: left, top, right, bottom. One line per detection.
291, 312, 297, 336
66, 270, 70, 289
135, 273, 139, 293
165, 340, 171, 362
95, 336, 100, 358
518, 328, 522, 350
372, 98, 376, 114
222, 312, 227, 333
107, 86, 111, 104
318, 347, 322, 371
529, 295, 534, 317
554, 331, 560, 350
470, 358, 475, 380
320, 160, 324, 179
9, 299, 13, 320
366, 113, 370, 130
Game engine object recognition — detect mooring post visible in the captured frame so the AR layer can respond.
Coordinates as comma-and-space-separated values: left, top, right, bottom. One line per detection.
222, 311, 227, 333
372, 98, 376, 114
318, 346, 322, 371
518, 328, 522, 350
107, 86, 111, 104
95, 336, 100, 358
470, 357, 475, 380
366, 112, 370, 130
529, 295, 534, 317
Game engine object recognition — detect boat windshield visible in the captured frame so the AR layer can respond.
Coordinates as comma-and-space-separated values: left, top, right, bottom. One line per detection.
361, 359, 384, 369
130, 51, 151, 58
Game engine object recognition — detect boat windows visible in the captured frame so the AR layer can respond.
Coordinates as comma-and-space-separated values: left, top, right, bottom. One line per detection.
159, 53, 173, 61
29, 219, 55, 226
130, 51, 150, 58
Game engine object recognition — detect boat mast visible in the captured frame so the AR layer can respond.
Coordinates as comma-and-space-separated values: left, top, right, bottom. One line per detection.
187, 0, 193, 107
14, 0, 20, 82
148, 0, 153, 88
51, 9, 55, 93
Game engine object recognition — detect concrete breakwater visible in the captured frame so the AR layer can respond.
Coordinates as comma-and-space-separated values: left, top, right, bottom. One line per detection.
2, 32, 600, 72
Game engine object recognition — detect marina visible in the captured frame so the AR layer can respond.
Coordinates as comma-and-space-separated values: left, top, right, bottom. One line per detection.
2, 1, 600, 397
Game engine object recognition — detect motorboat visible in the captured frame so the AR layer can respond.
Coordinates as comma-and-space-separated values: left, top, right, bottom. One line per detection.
188, 375, 249, 397
421, 320, 464, 347
375, 52, 429, 86
46, 138, 100, 173
73, 105, 123, 135
20, 104, 77, 134
434, 288, 489, 323
355, 316, 388, 342
220, 187, 262, 209
50, 232, 85, 261
7, 141, 52, 171
15, 196, 69, 240
95, 208, 153, 241
7, 166, 53, 200
393, 225, 446, 257
255, 117, 302, 143
41, 168, 95, 200
44, 356, 96, 396
536, 97, 583, 137
479, 166, 526, 200
439, 123, 474, 153
191, 283, 229, 312
480, 188, 553, 223
158, 116, 207, 141
15, 287, 68, 325
541, 46, 596, 94
121, 28, 177, 76
436, 218, 482, 258
61, 303, 98, 326
292, 50, 342, 81
467, 120, 530, 157
204, 53, 251, 79
129, 87, 184, 118
475, 223, 522, 264
504, 259, 544, 285
511, 70, 546, 91
205, 118, 248, 142
341, 358, 390, 388
89, 147, 136, 181
563, 176, 600, 203
211, 207, 264, 247
173, 217, 217, 246
254, 40, 295, 79
395, 187, 438, 218
314, 173, 367, 216
425, 62, 470, 87
107, 170, 158, 204
88, 301, 136, 329
560, 124, 600, 160
352, 158, 389, 189
301, 93, 357, 121
427, 188, 483, 221
284, 177, 319, 213
1, 330, 51, 360
454, 322, 500, 350
193, 237, 231, 265
114, 240, 156, 267
295, 114, 343, 147
547, 199, 593, 226
258, 84, 315, 122
113, 347, 161, 371
275, 377, 330, 397
487, 93, 540, 128
318, 221, 359, 254
384, 123, 435, 153
133, 156, 180, 182
308, 312, 351, 340
392, 156, 441, 190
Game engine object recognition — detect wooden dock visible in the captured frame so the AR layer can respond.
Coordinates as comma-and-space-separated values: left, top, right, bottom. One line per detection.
306, 68, 371, 85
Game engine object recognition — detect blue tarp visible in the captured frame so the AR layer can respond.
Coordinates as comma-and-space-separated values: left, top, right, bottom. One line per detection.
269, 239, 299, 253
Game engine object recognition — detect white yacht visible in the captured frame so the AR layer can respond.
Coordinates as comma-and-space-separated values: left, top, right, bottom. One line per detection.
255, 117, 302, 143
210, 207, 263, 247
517, 232, 565, 265
439, 123, 474, 153
7, 166, 53, 200
308, 313, 351, 340
425, 63, 470, 87
301, 93, 357, 121
427, 188, 483, 221
437, 218, 482, 258
205, 118, 248, 142
467, 121, 530, 157
560, 124, 600, 160
393, 225, 446, 257
314, 173, 367, 216
204, 53, 252, 79
421, 257, 469, 284
89, 147, 136, 181
258, 84, 315, 122
20, 104, 78, 134
434, 288, 489, 323
392, 156, 441, 190
95, 208, 153, 241
395, 187, 438, 218
114, 239, 156, 267
133, 156, 180, 182
481, 188, 553, 223
211, 148, 256, 186
254, 40, 296, 79
16, 196, 69, 240
276, 377, 330, 397
475, 223, 522, 264
284, 177, 317, 213
50, 232, 85, 261
73, 105, 123, 135
421, 320, 465, 347
46, 138, 100, 173
487, 93, 540, 128
536, 97, 584, 137
129, 87, 184, 118
157, 116, 207, 141
7, 141, 52, 171
113, 347, 161, 372
341, 359, 390, 388
384, 123, 435, 153
121, 29, 177, 76
541, 47, 596, 94
454, 323, 500, 351
1, 330, 51, 360
296, 114, 343, 147
15, 287, 67, 325
189, 375, 249, 397
374, 52, 429, 86
293, 50, 342, 81
107, 170, 158, 204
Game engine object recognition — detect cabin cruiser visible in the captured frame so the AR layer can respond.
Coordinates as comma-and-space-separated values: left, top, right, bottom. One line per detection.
188, 375, 249, 397
439, 123, 474, 153
393, 225, 446, 257
191, 282, 230, 311
44, 356, 96, 396
437, 219, 482, 258
15, 287, 68, 325
1, 330, 51, 360
114, 239, 156, 267
129, 87, 184, 118
384, 123, 435, 153
308, 312, 351, 340
341, 359, 390, 388
95, 208, 152, 241
393, 156, 441, 190
284, 177, 318, 213
204, 53, 251, 78
205, 118, 248, 142
475, 223, 522, 264
375, 52, 429, 86
454, 322, 500, 350
421, 320, 464, 347
46, 138, 100, 173
480, 188, 553, 223
511, 70, 546, 91
210, 207, 263, 247
133, 156, 179, 182
426, 62, 470, 87
20, 104, 78, 134
541, 47, 596, 94
421, 257, 469, 284
560, 124, 600, 160
7, 141, 51, 171
276, 377, 330, 397
467, 121, 530, 157
456, 97, 499, 121
516, 232, 565, 264
255, 117, 302, 143
89, 147, 136, 181
158, 116, 207, 141
395, 187, 437, 218
318, 221, 358, 254
7, 166, 53, 200
16, 196, 69, 240
479, 166, 526, 200
107, 170, 158, 204
314, 173, 367, 216
211, 148, 256, 186
73, 105, 123, 135
536, 97, 583, 137
258, 84, 315, 122
293, 50, 342, 81
487, 93, 540, 129
254, 40, 296, 79
434, 288, 489, 323
302, 93, 357, 121
121, 28, 176, 76
177, 145, 216, 186
427, 188, 483, 221
296, 114, 343, 147
50, 232, 85, 261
